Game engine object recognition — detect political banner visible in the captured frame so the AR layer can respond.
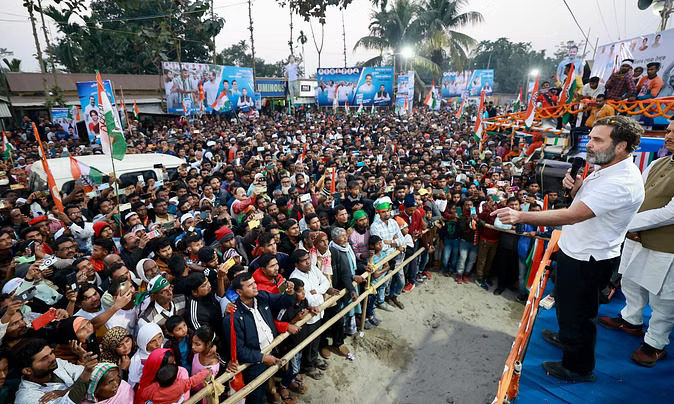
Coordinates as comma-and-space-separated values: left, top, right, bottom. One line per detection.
591, 29, 674, 97
161, 61, 255, 115
441, 69, 494, 98
397, 71, 415, 114
315, 66, 394, 107
50, 107, 79, 140
76, 80, 115, 142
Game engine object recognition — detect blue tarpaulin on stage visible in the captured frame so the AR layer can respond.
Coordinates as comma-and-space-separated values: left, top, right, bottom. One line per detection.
516, 284, 674, 404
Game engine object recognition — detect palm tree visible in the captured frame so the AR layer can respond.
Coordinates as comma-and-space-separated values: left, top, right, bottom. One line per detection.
419, 0, 483, 73
2, 58, 22, 72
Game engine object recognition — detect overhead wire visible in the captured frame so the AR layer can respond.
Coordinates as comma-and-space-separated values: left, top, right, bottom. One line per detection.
612, 0, 622, 39
561, 0, 596, 52
596, 0, 614, 42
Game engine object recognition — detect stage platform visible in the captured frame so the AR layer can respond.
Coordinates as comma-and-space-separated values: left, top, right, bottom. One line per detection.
516, 287, 673, 403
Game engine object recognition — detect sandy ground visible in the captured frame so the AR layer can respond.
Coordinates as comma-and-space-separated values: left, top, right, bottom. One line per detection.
298, 270, 525, 404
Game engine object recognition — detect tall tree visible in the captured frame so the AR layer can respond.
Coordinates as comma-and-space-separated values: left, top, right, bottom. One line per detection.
248, 0, 257, 82
24, 0, 49, 101
45, 0, 224, 74
2, 58, 22, 72
309, 18, 325, 68
470, 38, 556, 93
418, 0, 483, 76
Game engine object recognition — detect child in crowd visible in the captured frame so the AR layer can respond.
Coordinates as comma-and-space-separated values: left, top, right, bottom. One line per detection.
367, 235, 390, 320
191, 325, 226, 396
143, 364, 211, 404
278, 278, 310, 397
164, 315, 194, 374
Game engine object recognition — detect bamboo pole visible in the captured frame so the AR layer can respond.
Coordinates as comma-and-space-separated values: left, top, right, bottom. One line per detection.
185, 243, 424, 404
221, 247, 427, 404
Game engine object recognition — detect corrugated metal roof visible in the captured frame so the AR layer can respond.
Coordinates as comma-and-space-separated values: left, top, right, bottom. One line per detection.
0, 100, 11, 118
9, 95, 162, 107
5, 72, 162, 92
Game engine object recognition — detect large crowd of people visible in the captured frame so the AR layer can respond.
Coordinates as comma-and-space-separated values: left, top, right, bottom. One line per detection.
0, 95, 671, 403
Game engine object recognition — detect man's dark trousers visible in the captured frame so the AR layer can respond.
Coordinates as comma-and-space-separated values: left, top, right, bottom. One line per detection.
554, 250, 618, 374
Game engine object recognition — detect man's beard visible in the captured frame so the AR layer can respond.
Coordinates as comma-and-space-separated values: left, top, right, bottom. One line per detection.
587, 145, 616, 165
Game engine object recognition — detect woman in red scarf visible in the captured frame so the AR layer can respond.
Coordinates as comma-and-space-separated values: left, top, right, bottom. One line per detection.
134, 348, 191, 404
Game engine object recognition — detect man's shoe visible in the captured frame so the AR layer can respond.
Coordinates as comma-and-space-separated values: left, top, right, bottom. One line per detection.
486, 279, 494, 287
415, 276, 425, 284
368, 316, 381, 326
632, 343, 667, 367
455, 275, 464, 284
335, 344, 350, 357
422, 271, 432, 279
402, 283, 415, 293
598, 316, 645, 337
377, 302, 394, 312
479, 280, 489, 290
473, 278, 483, 287
542, 329, 565, 349
364, 320, 375, 330
493, 287, 505, 296
391, 296, 405, 309
320, 347, 332, 359
516, 294, 528, 303
542, 361, 595, 382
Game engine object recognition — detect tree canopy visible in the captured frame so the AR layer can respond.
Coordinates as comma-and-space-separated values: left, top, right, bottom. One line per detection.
470, 38, 557, 93
45, 0, 224, 74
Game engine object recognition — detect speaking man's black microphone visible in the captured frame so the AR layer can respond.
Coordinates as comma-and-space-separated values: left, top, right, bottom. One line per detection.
565, 157, 586, 198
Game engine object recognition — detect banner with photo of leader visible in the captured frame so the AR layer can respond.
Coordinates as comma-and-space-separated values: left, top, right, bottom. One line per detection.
591, 29, 674, 97
441, 69, 494, 98
50, 107, 79, 140
161, 61, 255, 114
315, 66, 394, 106
76, 80, 115, 143
397, 71, 414, 114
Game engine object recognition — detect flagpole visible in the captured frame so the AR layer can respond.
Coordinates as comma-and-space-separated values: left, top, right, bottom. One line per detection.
120, 86, 130, 133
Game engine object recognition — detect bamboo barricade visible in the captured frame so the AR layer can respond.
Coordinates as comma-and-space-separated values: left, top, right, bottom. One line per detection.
185, 241, 422, 404
221, 247, 427, 404
493, 230, 561, 404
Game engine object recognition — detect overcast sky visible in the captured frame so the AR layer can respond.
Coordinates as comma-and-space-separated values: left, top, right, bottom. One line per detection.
0, 0, 665, 75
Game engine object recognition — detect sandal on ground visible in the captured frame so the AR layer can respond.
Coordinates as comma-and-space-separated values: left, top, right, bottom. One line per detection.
304, 367, 323, 380
314, 359, 329, 370
289, 381, 307, 394
268, 392, 282, 404
278, 388, 297, 404
294, 375, 305, 383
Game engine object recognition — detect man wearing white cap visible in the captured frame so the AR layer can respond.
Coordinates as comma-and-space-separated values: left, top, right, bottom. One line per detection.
605, 59, 637, 101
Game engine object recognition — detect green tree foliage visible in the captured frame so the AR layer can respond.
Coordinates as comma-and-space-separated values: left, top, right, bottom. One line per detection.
354, 0, 482, 95
470, 38, 556, 93
44, 0, 224, 74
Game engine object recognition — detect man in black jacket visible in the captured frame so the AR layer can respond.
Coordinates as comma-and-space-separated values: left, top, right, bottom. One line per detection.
184, 272, 224, 339
223, 272, 295, 403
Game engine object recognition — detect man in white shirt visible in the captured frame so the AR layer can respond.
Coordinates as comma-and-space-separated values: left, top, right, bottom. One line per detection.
494, 115, 645, 382
581, 77, 605, 100
289, 249, 337, 376
203, 70, 220, 106
358, 74, 374, 94
285, 56, 299, 109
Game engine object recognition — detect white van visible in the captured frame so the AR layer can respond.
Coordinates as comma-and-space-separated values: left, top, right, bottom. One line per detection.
29, 153, 186, 194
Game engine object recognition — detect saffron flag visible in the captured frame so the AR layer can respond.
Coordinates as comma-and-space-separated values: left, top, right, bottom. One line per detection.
2, 132, 13, 160
32, 123, 64, 212
524, 74, 540, 129
133, 100, 140, 119
513, 88, 522, 113
559, 63, 578, 125
96, 71, 126, 160
69, 156, 104, 192
473, 89, 486, 145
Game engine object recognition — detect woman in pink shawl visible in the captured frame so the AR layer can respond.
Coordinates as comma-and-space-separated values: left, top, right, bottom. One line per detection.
82, 363, 134, 404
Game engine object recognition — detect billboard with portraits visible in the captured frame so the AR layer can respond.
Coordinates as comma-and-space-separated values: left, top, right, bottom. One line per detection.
315, 66, 394, 106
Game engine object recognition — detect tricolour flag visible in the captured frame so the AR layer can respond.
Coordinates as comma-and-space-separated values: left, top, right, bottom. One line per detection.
211, 91, 232, 112
32, 123, 63, 212
69, 156, 103, 192
424, 82, 438, 110
133, 100, 140, 119
96, 71, 126, 160
344, 99, 350, 115
455, 100, 465, 119
524, 74, 539, 129
371, 103, 375, 115
559, 63, 577, 125
357, 102, 363, 115
634, 151, 656, 172
2, 132, 14, 160
513, 88, 522, 113
473, 89, 486, 145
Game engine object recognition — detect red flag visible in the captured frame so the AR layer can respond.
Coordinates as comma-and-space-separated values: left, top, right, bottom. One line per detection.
33, 123, 64, 212
228, 306, 245, 391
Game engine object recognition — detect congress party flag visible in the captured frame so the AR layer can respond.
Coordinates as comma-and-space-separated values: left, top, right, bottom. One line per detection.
69, 156, 103, 192
2, 132, 13, 161
525, 74, 539, 129
32, 123, 64, 212
96, 71, 126, 160
473, 89, 486, 144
